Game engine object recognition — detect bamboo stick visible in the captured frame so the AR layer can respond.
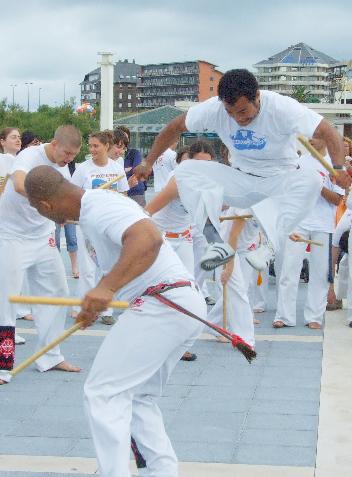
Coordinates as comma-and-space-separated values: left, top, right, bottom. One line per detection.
297, 135, 337, 177
9, 295, 129, 308
11, 323, 82, 377
98, 174, 125, 190
344, 136, 352, 145
219, 214, 253, 222
292, 237, 323, 247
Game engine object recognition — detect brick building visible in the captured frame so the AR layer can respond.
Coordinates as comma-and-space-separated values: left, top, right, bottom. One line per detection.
137, 60, 222, 109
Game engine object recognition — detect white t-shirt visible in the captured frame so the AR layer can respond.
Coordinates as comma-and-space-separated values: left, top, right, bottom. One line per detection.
185, 91, 323, 177
79, 189, 191, 302
298, 153, 343, 233
72, 158, 129, 192
0, 153, 16, 194
332, 209, 352, 247
0, 144, 66, 239
152, 171, 191, 233
152, 148, 177, 192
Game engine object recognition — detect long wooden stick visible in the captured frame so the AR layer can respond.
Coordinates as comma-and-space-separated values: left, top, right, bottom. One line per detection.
0, 175, 9, 194
9, 295, 129, 308
297, 135, 337, 177
98, 174, 125, 190
11, 323, 82, 377
292, 237, 323, 247
219, 214, 253, 222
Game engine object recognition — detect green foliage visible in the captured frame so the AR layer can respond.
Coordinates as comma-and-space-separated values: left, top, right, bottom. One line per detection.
0, 100, 99, 162
290, 86, 320, 104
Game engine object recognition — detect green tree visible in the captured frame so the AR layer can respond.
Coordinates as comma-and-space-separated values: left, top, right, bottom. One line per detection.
0, 100, 99, 162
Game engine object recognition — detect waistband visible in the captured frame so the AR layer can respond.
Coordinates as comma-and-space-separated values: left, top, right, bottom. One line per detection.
165, 229, 191, 239
142, 281, 196, 297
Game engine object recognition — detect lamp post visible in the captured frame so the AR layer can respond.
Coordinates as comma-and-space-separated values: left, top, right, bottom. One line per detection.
38, 88, 42, 109
25, 82, 34, 112
9, 84, 17, 107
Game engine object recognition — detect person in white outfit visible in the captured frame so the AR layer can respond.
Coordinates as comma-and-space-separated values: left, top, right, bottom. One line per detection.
152, 143, 177, 192
0, 125, 82, 384
274, 138, 343, 329
145, 140, 214, 361
72, 130, 129, 326
133, 69, 350, 273
24, 165, 206, 477
0, 128, 33, 339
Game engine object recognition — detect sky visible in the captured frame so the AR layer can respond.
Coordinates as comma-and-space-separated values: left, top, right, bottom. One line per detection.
1, 0, 351, 111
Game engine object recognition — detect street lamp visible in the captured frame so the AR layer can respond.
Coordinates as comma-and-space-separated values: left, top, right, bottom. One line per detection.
25, 82, 33, 112
9, 84, 17, 107
38, 87, 42, 109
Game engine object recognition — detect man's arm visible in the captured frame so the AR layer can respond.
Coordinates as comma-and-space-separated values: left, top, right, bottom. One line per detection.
144, 177, 179, 215
12, 171, 27, 197
77, 219, 163, 327
134, 114, 188, 180
312, 119, 345, 167
320, 187, 342, 206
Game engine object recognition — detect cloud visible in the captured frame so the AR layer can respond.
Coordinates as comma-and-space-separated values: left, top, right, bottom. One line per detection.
1, 0, 351, 110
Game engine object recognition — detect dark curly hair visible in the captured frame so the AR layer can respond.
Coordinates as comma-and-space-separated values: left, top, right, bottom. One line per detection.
218, 69, 258, 105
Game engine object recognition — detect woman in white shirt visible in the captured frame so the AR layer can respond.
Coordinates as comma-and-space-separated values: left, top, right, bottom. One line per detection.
72, 131, 129, 325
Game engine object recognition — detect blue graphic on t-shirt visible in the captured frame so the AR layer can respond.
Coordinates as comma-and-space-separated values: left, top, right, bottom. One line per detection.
92, 178, 117, 190
231, 129, 266, 150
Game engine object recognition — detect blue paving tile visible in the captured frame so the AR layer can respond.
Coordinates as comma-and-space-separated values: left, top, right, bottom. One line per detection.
235, 443, 316, 466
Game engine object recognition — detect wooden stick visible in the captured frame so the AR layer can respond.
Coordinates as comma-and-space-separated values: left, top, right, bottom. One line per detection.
297, 135, 337, 177
219, 214, 253, 222
344, 136, 352, 145
98, 174, 125, 190
9, 295, 129, 308
223, 283, 228, 331
11, 323, 82, 377
292, 237, 323, 247
0, 175, 9, 194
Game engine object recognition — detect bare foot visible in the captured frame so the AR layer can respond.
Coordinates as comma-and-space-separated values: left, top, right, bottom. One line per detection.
0, 379, 8, 385
307, 322, 322, 329
272, 320, 287, 328
72, 271, 80, 279
49, 361, 81, 372
19, 314, 33, 321
216, 335, 230, 343
253, 318, 261, 325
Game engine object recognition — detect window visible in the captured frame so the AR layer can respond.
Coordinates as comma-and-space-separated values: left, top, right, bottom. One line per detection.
128, 102, 132, 108
119, 103, 122, 108
210, 86, 214, 91
210, 76, 214, 81
128, 94, 132, 99
119, 93, 123, 99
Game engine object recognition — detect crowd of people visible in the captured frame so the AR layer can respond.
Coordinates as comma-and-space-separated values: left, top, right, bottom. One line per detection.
0, 68, 351, 477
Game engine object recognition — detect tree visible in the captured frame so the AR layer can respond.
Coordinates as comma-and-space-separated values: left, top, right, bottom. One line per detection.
0, 100, 99, 162
290, 86, 320, 104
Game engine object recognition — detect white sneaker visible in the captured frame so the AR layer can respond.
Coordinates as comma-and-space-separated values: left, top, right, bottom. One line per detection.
200, 243, 236, 271
15, 334, 26, 345
245, 244, 274, 271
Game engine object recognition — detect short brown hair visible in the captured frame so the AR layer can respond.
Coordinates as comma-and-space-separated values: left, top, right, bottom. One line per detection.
113, 128, 129, 147
54, 125, 82, 148
176, 146, 190, 164
89, 130, 114, 148
189, 140, 215, 160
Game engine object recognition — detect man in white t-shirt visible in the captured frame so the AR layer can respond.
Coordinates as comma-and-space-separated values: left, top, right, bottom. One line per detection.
133, 69, 350, 271
24, 165, 205, 477
274, 138, 343, 329
0, 125, 82, 384
152, 143, 177, 192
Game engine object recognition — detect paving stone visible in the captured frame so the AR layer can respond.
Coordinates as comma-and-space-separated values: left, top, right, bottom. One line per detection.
173, 440, 235, 463
9, 416, 91, 439
0, 436, 77, 456
254, 385, 320, 402
235, 443, 316, 466
251, 398, 319, 415
240, 428, 317, 447
246, 412, 319, 430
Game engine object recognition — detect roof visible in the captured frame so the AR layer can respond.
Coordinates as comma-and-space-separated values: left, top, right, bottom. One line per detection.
114, 105, 184, 133
81, 60, 141, 85
254, 42, 339, 66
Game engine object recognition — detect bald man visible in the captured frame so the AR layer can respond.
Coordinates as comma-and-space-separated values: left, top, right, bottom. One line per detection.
24, 165, 205, 477
0, 125, 81, 384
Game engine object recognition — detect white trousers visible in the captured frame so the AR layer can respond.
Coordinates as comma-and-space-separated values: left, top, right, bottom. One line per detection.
15, 273, 32, 318
175, 160, 322, 251
84, 285, 205, 477
165, 235, 194, 277
347, 233, 352, 321
336, 254, 348, 299
0, 234, 68, 380
275, 230, 331, 326
76, 227, 113, 317
239, 255, 269, 311
192, 227, 212, 297
207, 254, 255, 347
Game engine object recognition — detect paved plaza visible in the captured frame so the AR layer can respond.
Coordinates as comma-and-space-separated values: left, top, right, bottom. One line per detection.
0, 246, 351, 476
